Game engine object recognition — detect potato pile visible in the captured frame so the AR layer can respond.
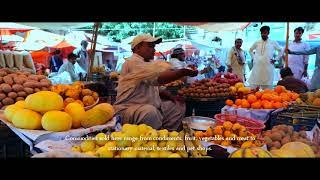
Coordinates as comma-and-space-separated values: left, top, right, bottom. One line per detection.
164, 80, 184, 87
0, 68, 51, 109
262, 124, 320, 155
297, 89, 320, 106
178, 78, 231, 98
50, 81, 99, 107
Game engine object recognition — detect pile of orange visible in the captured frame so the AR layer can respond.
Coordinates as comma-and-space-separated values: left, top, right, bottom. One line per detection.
225, 85, 299, 109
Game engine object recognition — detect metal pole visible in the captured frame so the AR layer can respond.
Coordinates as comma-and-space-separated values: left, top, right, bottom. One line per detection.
89, 22, 100, 76
153, 22, 156, 37
285, 22, 289, 68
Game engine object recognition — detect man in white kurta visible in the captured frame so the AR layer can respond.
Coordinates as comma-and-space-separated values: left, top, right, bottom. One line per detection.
227, 38, 246, 81
58, 53, 79, 82
288, 27, 310, 80
248, 26, 283, 89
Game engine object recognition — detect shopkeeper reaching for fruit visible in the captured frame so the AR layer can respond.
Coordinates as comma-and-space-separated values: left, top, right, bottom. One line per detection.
113, 34, 198, 131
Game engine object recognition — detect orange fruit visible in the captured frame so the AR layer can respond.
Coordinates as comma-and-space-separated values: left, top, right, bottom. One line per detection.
280, 94, 290, 102
272, 95, 282, 102
272, 102, 283, 109
247, 94, 257, 104
235, 99, 242, 106
261, 93, 272, 101
263, 89, 274, 94
213, 126, 223, 135
232, 104, 238, 108
225, 99, 234, 106
251, 101, 262, 109
223, 130, 232, 138
274, 85, 286, 94
262, 101, 273, 109
291, 93, 299, 101
241, 99, 251, 108
255, 91, 263, 99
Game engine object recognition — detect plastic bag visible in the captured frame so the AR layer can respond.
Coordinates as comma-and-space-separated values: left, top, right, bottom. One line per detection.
49, 71, 73, 85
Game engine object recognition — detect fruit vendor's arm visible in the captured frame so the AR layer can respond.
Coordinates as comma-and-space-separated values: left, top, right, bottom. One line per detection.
157, 69, 198, 85
274, 41, 284, 61
249, 42, 257, 60
288, 47, 317, 55
226, 48, 233, 70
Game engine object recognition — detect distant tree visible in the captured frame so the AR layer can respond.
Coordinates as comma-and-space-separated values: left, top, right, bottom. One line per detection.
82, 22, 194, 42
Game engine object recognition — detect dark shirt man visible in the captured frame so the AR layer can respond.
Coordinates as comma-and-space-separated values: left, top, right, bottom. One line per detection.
277, 67, 308, 93
49, 49, 63, 73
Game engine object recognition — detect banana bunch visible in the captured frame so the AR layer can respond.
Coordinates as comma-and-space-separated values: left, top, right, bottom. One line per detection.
183, 122, 208, 158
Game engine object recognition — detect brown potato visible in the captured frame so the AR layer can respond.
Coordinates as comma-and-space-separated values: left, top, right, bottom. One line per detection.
34, 88, 40, 93
15, 97, 24, 101
8, 92, 18, 99
3, 76, 13, 85
1, 84, 12, 93
13, 77, 23, 85
40, 82, 50, 88
18, 75, 28, 79
2, 97, 15, 105
12, 84, 24, 92
0, 77, 3, 84
28, 75, 39, 81
23, 82, 35, 88
37, 75, 47, 80
0, 93, 6, 101
0, 71, 7, 77
23, 87, 34, 94
40, 79, 51, 85
41, 87, 48, 91
17, 91, 27, 97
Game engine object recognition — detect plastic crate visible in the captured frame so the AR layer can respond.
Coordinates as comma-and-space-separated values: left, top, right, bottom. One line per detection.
185, 98, 226, 118
269, 108, 319, 131
214, 114, 265, 134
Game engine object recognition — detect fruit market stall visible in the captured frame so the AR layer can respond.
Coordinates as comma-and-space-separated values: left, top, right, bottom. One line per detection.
179, 72, 242, 117
0, 80, 116, 155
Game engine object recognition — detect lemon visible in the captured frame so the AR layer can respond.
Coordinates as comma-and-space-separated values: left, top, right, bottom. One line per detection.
159, 150, 172, 158
71, 145, 81, 152
158, 141, 167, 147
95, 133, 109, 146
115, 133, 132, 147
168, 153, 181, 158
85, 151, 96, 157
145, 141, 158, 149
169, 131, 179, 137
133, 140, 145, 148
120, 150, 138, 158
80, 140, 96, 152
138, 124, 149, 135
137, 150, 149, 158
96, 147, 114, 158
146, 129, 158, 139
148, 151, 160, 158
166, 140, 177, 151
122, 124, 140, 138
104, 141, 117, 151
158, 129, 169, 139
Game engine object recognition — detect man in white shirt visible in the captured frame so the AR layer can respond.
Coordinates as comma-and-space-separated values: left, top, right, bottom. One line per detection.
249, 26, 283, 89
227, 38, 246, 81
288, 27, 310, 80
169, 48, 187, 69
73, 40, 89, 73
58, 53, 79, 82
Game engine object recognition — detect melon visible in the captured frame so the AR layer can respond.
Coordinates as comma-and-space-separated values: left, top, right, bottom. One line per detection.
41, 111, 72, 132
229, 147, 273, 158
25, 91, 64, 113
11, 109, 42, 130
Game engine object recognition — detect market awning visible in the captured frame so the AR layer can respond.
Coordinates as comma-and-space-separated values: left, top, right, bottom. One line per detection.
0, 23, 37, 35
308, 33, 320, 40
17, 23, 93, 31
174, 22, 251, 32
